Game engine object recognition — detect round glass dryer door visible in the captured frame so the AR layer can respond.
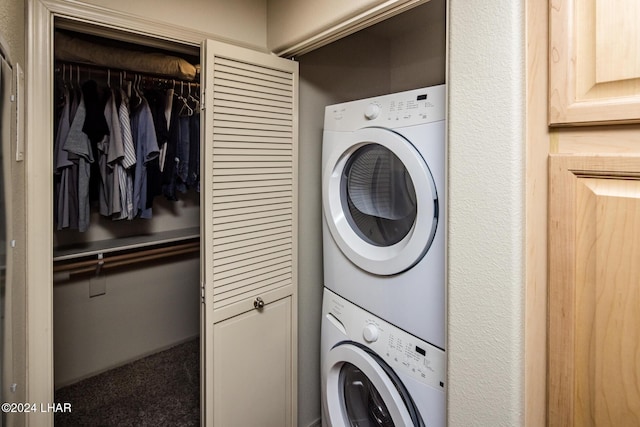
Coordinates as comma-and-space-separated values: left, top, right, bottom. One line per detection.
323, 127, 438, 276
324, 342, 424, 427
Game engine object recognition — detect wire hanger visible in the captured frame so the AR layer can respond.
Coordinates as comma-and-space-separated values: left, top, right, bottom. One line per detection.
177, 81, 193, 116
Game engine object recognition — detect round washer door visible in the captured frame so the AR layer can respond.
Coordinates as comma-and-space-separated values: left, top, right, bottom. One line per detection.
324, 342, 424, 427
323, 127, 438, 276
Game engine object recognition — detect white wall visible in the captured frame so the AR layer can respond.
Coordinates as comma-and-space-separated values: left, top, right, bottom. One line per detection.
0, 0, 28, 413
0, 0, 25, 64
54, 258, 200, 387
267, 0, 391, 53
447, 0, 525, 425
78, 0, 268, 49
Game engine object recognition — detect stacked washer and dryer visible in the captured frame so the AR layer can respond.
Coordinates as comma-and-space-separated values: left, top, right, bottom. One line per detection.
321, 85, 446, 426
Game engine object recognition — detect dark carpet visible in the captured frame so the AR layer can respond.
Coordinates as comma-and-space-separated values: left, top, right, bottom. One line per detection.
55, 339, 200, 426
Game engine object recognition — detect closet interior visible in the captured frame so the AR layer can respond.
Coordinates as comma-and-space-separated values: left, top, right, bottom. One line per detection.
51, 25, 202, 424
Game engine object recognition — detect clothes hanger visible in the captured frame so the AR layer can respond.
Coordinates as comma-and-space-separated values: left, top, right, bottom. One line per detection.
129, 74, 142, 108
74, 65, 82, 99
177, 81, 193, 116
187, 82, 200, 113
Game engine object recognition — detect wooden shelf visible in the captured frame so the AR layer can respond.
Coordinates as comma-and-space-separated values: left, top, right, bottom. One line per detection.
53, 226, 200, 262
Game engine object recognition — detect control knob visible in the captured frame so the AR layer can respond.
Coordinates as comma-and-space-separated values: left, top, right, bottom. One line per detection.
363, 324, 379, 343
364, 104, 380, 120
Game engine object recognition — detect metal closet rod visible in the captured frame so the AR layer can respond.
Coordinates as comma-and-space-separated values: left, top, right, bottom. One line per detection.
53, 240, 200, 277
54, 61, 200, 89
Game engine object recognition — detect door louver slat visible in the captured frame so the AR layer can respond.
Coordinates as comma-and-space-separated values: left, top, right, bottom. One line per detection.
214, 192, 292, 205
213, 277, 292, 306
214, 267, 291, 295
212, 173, 292, 183
209, 55, 295, 310
215, 99, 292, 116
214, 245, 292, 272
214, 88, 292, 109
215, 57, 293, 82
212, 232, 292, 259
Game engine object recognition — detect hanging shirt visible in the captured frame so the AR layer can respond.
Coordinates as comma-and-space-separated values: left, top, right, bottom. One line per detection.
81, 80, 109, 205
118, 88, 136, 220
130, 97, 160, 219
161, 99, 182, 201
54, 87, 73, 229
54, 87, 73, 171
145, 89, 168, 209
159, 88, 174, 172
63, 93, 94, 232
188, 112, 200, 192
101, 89, 127, 218
176, 115, 190, 194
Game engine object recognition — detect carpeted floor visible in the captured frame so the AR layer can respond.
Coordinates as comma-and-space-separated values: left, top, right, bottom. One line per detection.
55, 338, 200, 426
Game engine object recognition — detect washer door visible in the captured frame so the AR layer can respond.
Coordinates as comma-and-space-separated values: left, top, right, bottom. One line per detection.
324, 342, 424, 427
323, 127, 438, 275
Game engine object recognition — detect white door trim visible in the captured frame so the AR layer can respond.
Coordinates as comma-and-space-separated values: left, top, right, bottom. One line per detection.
25, 1, 226, 424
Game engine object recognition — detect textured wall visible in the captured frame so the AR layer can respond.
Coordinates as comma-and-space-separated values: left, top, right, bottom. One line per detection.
267, 0, 389, 52
0, 0, 25, 65
77, 0, 267, 49
447, 0, 525, 425
0, 0, 28, 416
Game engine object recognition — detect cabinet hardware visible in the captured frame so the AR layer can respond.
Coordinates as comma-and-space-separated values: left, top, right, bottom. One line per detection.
253, 297, 264, 310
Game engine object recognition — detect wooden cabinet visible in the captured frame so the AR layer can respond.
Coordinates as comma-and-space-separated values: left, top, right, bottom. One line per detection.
549, 0, 640, 125
548, 154, 640, 426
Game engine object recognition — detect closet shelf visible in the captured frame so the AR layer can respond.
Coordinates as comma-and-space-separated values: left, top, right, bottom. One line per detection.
55, 60, 200, 89
53, 226, 200, 263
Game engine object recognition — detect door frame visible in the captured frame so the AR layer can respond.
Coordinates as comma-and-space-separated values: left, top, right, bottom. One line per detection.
25, 1, 235, 423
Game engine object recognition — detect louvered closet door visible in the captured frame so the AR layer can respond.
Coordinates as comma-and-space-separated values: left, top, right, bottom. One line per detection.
200, 40, 298, 427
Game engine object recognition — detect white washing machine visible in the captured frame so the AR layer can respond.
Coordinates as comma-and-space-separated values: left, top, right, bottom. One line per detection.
321, 288, 445, 427
322, 85, 446, 348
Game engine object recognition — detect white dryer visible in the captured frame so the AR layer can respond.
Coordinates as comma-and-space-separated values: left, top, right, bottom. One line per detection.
321, 288, 445, 427
322, 85, 446, 348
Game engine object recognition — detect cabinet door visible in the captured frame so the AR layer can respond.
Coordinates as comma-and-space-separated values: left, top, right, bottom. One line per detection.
549, 0, 640, 125
549, 155, 640, 426
200, 39, 298, 426
213, 295, 294, 427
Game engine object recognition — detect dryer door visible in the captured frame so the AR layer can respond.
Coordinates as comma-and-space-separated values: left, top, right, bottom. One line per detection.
323, 127, 438, 275
324, 341, 424, 427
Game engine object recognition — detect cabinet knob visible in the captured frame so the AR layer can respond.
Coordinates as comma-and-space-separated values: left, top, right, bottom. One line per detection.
254, 297, 265, 310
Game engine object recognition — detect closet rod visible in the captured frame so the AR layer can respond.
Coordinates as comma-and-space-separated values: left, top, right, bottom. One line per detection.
53, 240, 200, 277
55, 61, 200, 88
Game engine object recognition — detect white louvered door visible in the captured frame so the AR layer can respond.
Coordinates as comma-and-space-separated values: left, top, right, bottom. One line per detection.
200, 40, 298, 426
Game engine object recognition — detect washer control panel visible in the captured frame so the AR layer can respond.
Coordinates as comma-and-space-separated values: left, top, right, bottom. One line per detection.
324, 85, 445, 131
323, 288, 445, 391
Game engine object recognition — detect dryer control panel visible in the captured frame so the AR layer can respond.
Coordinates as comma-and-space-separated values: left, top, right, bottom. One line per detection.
324, 85, 446, 132
323, 288, 445, 391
